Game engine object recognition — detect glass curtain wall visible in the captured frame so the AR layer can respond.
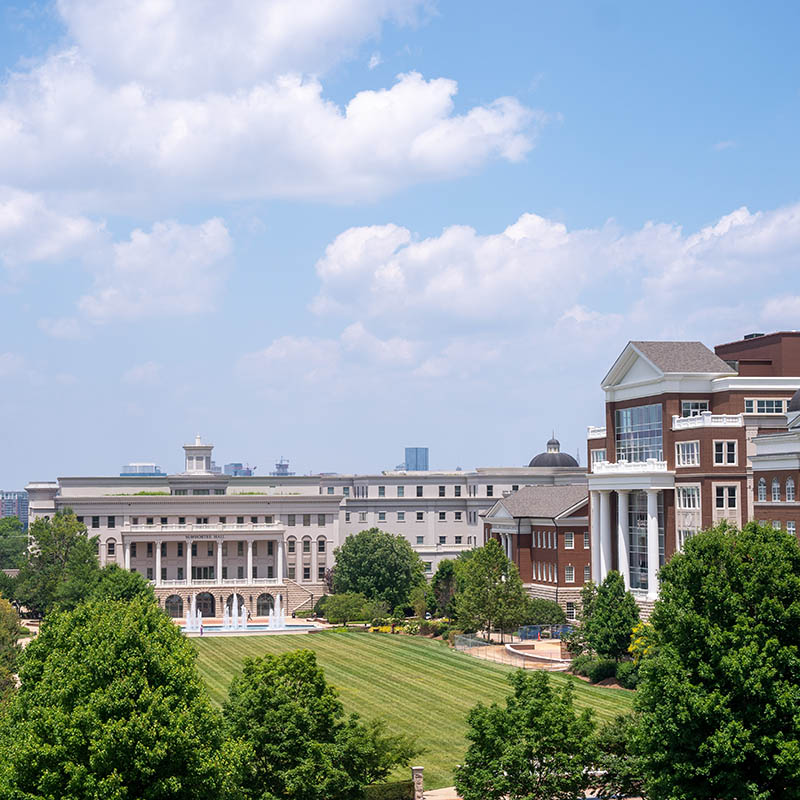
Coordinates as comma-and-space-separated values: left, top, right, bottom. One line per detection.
627, 490, 664, 590
615, 404, 663, 462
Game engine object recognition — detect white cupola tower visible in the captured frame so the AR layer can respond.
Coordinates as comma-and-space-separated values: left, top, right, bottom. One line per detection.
183, 434, 214, 474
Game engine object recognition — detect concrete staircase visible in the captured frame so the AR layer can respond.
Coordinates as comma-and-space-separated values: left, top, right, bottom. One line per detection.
284, 579, 325, 613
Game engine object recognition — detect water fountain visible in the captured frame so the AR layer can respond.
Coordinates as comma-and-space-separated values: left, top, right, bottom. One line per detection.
268, 593, 286, 630
185, 593, 202, 631
221, 593, 248, 630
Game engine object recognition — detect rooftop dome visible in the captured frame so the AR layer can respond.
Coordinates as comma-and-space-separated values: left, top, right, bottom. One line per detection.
528, 435, 579, 468
789, 388, 800, 412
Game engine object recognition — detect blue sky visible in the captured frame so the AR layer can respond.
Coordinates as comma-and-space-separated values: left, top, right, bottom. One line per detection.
1, 0, 799, 485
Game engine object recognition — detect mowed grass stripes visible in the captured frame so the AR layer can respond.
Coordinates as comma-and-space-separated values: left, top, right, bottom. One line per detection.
193, 631, 633, 790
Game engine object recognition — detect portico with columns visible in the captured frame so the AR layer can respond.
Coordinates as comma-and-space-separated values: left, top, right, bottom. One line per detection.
588, 460, 674, 600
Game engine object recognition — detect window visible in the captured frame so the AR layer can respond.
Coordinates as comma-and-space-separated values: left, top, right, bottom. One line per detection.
566, 602, 576, 621
177, 542, 183, 557
238, 566, 244, 579
318, 565, 325, 580
397, 486, 405, 497
288, 539, 295, 553
318, 539, 325, 553
177, 566, 184, 580
250, 516, 258, 524
468, 511, 477, 525
590, 449, 607, 466
455, 536, 462, 544
92, 516, 100, 529
454, 486, 461, 497
108, 516, 116, 529
303, 514, 311, 526
252, 566, 258, 578
615, 403, 663, 462
584, 565, 591, 582
267, 565, 274, 578
439, 535, 446, 544
303, 539, 311, 553
681, 400, 709, 417
314, 514, 323, 527
146, 542, 153, 557
565, 565, 575, 583
788, 521, 796, 536
303, 566, 310, 580
745, 398, 786, 414
397, 512, 405, 522
772, 478, 781, 502
424, 562, 432, 573
676, 486, 700, 509
107, 540, 116, 555
758, 478, 767, 501
378, 512, 386, 522
131, 543, 137, 558
416, 535, 424, 544
564, 532, 574, 549
715, 485, 738, 509
146, 567, 153, 580
288, 566, 296, 579
788, 478, 796, 502
342, 487, 350, 497
486, 485, 493, 497
196, 517, 209, 525
173, 489, 187, 496
454, 511, 462, 521
157, 516, 166, 525
677, 528, 697, 549
358, 512, 367, 523
438, 511, 446, 521
416, 512, 424, 522
160, 542, 167, 557
288, 515, 296, 526
214, 489, 225, 495
438, 485, 445, 497
193, 489, 209, 495
416, 485, 423, 497
583, 531, 590, 549
237, 516, 244, 524
237, 541, 244, 557
265, 515, 274, 524
378, 486, 385, 497
221, 566, 227, 579
773, 520, 782, 530
191, 543, 197, 557
512, 484, 519, 492
676, 441, 700, 467
714, 440, 737, 465
327, 486, 334, 495
345, 511, 351, 523
161, 567, 167, 581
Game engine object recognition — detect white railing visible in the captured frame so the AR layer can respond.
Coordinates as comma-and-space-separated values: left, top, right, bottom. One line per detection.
159, 579, 187, 587
153, 578, 282, 588
672, 412, 743, 430
592, 458, 668, 474
587, 426, 607, 439
126, 522, 282, 533
414, 543, 475, 553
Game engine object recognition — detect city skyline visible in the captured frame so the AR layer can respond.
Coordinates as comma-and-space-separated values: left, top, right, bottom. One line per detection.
2, 2, 800, 487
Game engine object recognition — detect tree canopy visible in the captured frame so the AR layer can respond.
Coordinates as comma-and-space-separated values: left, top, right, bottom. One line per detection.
14, 509, 99, 616
332, 528, 425, 609
0, 516, 27, 570
456, 539, 529, 638
0, 595, 22, 704
223, 649, 417, 800
455, 670, 596, 800
431, 559, 458, 617
634, 522, 800, 799
580, 570, 640, 660
0, 597, 225, 799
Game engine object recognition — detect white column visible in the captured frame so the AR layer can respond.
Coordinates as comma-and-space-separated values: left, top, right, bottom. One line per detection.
277, 538, 284, 583
646, 489, 660, 600
616, 490, 630, 590
186, 539, 192, 585
508, 532, 514, 563
155, 539, 162, 587
590, 491, 601, 583
216, 539, 223, 584
247, 539, 253, 585
599, 490, 612, 581
124, 539, 131, 570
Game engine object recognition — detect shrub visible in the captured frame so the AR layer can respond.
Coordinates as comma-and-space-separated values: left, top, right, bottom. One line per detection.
587, 658, 618, 684
615, 660, 639, 689
447, 629, 463, 647
570, 653, 594, 677
363, 780, 414, 800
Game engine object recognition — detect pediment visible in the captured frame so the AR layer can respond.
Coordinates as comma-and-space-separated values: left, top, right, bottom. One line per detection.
486, 502, 513, 520
602, 343, 662, 389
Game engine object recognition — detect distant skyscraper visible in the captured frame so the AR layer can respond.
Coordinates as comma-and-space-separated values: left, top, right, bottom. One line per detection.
120, 463, 166, 477
270, 458, 295, 477
404, 447, 429, 471
224, 462, 255, 477
1, 490, 29, 529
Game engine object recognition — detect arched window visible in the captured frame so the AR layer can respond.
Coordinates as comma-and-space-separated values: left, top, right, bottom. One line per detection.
225, 593, 245, 614
758, 478, 767, 501
317, 536, 327, 554
195, 592, 215, 617
772, 478, 781, 502
106, 538, 116, 556
165, 595, 183, 618
256, 593, 274, 616
302, 537, 311, 554
787, 478, 795, 502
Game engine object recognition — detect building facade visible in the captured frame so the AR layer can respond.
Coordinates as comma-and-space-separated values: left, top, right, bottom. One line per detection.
1, 490, 29, 529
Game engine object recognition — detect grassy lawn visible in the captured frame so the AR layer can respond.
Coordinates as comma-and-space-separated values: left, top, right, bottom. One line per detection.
194, 630, 633, 790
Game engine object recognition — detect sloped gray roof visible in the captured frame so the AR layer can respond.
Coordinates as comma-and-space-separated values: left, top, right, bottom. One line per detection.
631, 341, 734, 374
499, 484, 588, 519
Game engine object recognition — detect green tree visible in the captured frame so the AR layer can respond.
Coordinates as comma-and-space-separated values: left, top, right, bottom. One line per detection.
323, 592, 369, 624
90, 563, 157, 603
0, 516, 27, 569
593, 713, 645, 799
455, 670, 596, 800
582, 570, 639, 660
431, 559, 458, 617
0, 595, 22, 704
224, 649, 417, 800
408, 582, 434, 618
456, 539, 528, 640
635, 522, 800, 799
521, 597, 567, 626
332, 528, 425, 609
14, 509, 100, 616
0, 598, 225, 799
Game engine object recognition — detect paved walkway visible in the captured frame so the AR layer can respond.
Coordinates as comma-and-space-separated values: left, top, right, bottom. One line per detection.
424, 788, 461, 800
